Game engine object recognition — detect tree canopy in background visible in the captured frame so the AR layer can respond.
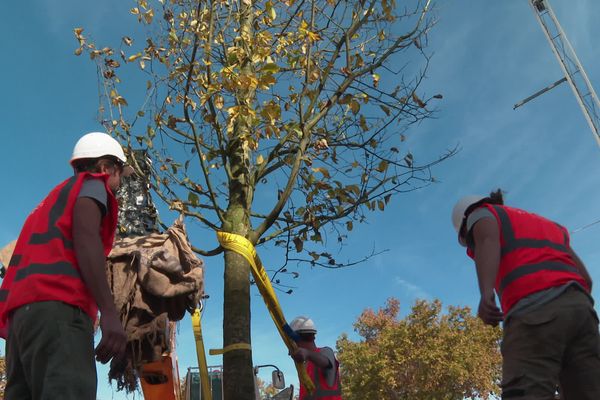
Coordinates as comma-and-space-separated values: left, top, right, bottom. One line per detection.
337, 298, 502, 400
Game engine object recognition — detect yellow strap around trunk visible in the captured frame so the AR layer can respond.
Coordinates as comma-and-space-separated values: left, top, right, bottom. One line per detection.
209, 343, 252, 355
216, 231, 315, 394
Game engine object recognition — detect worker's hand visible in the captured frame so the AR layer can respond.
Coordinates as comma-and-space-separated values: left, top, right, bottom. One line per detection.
291, 347, 309, 363
478, 293, 504, 327
95, 311, 127, 364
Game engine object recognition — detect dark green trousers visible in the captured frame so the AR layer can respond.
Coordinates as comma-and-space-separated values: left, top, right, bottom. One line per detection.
4, 301, 96, 400
501, 288, 600, 400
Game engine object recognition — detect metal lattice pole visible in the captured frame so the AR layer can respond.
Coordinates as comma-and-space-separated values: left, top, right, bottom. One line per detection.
529, 0, 600, 146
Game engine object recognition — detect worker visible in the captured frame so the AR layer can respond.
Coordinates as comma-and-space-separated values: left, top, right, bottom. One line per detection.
0, 132, 134, 400
452, 189, 600, 400
289, 316, 342, 399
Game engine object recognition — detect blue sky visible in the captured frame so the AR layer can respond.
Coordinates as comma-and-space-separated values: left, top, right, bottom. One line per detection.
2, 1, 600, 399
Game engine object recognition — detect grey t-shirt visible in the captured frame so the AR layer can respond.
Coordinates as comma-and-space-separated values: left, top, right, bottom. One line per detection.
466, 207, 495, 232
78, 178, 108, 215
466, 208, 592, 321
318, 347, 338, 387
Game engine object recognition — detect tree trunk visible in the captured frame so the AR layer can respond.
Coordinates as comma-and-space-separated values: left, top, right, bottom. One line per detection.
223, 0, 256, 397
223, 246, 254, 399
222, 200, 253, 399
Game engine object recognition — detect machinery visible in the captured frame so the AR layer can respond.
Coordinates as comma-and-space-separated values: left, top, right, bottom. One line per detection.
514, 0, 600, 145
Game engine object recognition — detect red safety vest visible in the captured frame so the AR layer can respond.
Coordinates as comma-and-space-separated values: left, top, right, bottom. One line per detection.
469, 204, 588, 313
299, 347, 342, 400
0, 173, 118, 334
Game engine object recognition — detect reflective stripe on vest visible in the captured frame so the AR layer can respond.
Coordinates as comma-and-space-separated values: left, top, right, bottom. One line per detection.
28, 176, 76, 249
0, 255, 22, 301
14, 261, 81, 281
492, 205, 570, 258
488, 205, 584, 303
10, 177, 78, 280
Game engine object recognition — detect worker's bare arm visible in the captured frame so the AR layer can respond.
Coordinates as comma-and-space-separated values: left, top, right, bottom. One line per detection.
73, 197, 126, 364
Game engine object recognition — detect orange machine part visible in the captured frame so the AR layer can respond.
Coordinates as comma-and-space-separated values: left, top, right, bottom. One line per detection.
140, 355, 181, 400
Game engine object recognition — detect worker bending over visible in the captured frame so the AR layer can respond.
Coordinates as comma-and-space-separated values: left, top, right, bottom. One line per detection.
452, 189, 600, 399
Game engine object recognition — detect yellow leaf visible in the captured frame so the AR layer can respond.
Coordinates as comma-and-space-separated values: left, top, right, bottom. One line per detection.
372, 73, 380, 88
128, 53, 142, 62
144, 9, 154, 24
130, 7, 140, 14
256, 154, 265, 165
266, 1, 276, 20
214, 95, 224, 110
307, 31, 321, 42
74, 47, 83, 56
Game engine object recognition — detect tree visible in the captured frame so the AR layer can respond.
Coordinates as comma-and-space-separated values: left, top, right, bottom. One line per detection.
337, 298, 502, 400
75, 0, 453, 398
256, 376, 279, 399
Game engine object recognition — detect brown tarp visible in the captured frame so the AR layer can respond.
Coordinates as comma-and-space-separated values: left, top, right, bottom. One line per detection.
0, 240, 16, 267
106, 218, 204, 392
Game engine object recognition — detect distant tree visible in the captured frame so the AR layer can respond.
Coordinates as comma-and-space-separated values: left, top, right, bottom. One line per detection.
75, 0, 453, 398
337, 298, 502, 400
256, 376, 279, 398
0, 355, 6, 397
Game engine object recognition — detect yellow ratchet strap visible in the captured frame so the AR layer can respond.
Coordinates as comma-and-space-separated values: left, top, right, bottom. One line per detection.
192, 308, 213, 400
216, 231, 315, 394
208, 343, 252, 355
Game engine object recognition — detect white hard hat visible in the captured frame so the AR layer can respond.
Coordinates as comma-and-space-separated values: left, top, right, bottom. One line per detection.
70, 132, 127, 165
451, 195, 486, 233
290, 316, 317, 334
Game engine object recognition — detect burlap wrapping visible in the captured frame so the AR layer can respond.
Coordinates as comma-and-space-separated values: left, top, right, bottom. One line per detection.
0, 240, 16, 267
106, 218, 204, 392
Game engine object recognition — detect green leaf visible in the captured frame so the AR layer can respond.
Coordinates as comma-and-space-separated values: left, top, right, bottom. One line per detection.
261, 63, 280, 74
188, 192, 200, 206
